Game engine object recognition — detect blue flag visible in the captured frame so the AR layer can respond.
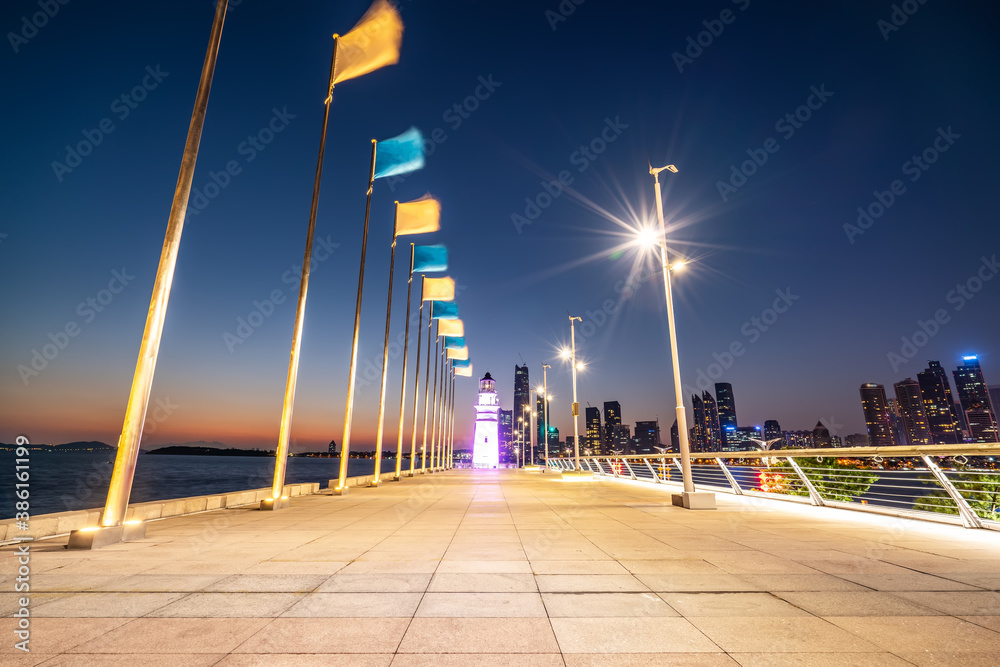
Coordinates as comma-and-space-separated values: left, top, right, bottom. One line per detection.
413, 244, 447, 273
375, 127, 425, 179
443, 336, 465, 350
451, 358, 471, 369
431, 300, 458, 320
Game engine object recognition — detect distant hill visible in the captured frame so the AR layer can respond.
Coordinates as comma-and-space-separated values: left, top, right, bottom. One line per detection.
144, 440, 228, 450
147, 445, 274, 457
56, 441, 114, 451
0, 441, 112, 452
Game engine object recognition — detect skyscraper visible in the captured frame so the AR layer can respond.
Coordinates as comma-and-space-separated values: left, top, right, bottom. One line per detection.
894, 378, 931, 446
691, 394, 706, 452
585, 406, 602, 454
498, 409, 513, 464
764, 420, 782, 442
952, 356, 999, 442
472, 372, 500, 468
670, 419, 679, 452
535, 394, 548, 453
887, 399, 908, 449
634, 421, 660, 453
715, 383, 737, 448
917, 362, 961, 444
859, 383, 895, 447
513, 364, 529, 437
701, 391, 722, 451
811, 421, 831, 448
603, 401, 621, 450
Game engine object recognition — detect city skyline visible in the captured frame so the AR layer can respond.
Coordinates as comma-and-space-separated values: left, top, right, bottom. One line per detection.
4, 2, 1000, 452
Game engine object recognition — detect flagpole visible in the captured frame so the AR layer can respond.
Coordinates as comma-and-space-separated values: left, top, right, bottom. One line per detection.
408, 276, 425, 476
444, 363, 452, 469
436, 356, 447, 471
267, 37, 340, 509
443, 359, 452, 469
429, 331, 440, 472
449, 370, 456, 468
420, 304, 434, 473
97, 0, 228, 531
394, 244, 415, 480
370, 202, 400, 487
334, 139, 378, 495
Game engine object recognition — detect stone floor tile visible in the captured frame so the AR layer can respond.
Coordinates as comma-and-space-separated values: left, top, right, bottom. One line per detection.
535, 574, 648, 593
149, 592, 303, 617
826, 615, 1000, 653
316, 573, 432, 593
399, 618, 560, 653
542, 592, 678, 617
662, 592, 810, 617
416, 592, 546, 617
281, 592, 422, 617
551, 617, 719, 653
70, 618, 270, 653
428, 573, 538, 593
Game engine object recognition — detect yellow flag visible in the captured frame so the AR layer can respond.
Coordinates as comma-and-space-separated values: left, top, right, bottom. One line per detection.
455, 365, 473, 377
447, 346, 468, 360
333, 0, 403, 85
437, 319, 464, 337
422, 276, 454, 301
396, 195, 440, 236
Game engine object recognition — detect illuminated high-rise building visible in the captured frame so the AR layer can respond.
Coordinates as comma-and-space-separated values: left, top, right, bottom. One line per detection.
693, 391, 722, 451
859, 383, 896, 447
811, 421, 831, 448
498, 409, 513, 464
764, 420, 782, 442
691, 394, 706, 452
585, 406, 602, 454
917, 362, 961, 444
952, 356, 999, 442
894, 378, 931, 446
535, 394, 549, 449
603, 401, 621, 451
472, 372, 500, 468
513, 364, 529, 433
634, 421, 660, 453
715, 383, 737, 447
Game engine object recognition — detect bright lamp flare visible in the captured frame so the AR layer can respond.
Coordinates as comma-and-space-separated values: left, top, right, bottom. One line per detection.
672, 261, 687, 271
635, 226, 659, 248
576, 362, 586, 371
560, 348, 571, 360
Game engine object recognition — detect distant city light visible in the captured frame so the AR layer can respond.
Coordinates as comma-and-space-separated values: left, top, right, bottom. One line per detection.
963, 355, 978, 360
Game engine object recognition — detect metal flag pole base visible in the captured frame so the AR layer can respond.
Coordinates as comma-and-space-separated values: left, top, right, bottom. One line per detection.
259, 496, 291, 511
368, 479, 383, 488
560, 470, 593, 481
68, 520, 146, 550
672, 491, 717, 509
330, 483, 350, 496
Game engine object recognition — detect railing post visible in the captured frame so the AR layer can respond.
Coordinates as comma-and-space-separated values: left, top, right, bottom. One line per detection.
716, 459, 743, 495
607, 458, 621, 478
621, 458, 638, 480
921, 455, 984, 529
786, 457, 825, 507
643, 458, 662, 483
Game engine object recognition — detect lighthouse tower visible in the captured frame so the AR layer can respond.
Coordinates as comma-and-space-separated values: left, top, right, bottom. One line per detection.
472, 372, 500, 468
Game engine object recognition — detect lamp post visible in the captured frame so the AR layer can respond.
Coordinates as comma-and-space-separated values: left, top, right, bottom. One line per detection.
563, 315, 587, 474
648, 163, 714, 509
539, 363, 551, 471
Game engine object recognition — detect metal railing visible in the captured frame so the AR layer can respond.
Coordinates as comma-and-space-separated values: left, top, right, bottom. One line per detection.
547, 443, 1000, 530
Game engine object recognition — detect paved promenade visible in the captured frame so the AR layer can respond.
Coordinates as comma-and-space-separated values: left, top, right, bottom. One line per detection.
3, 468, 1000, 665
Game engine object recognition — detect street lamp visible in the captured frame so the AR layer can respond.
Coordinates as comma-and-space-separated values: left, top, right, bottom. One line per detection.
539, 363, 551, 471
648, 163, 714, 509
562, 315, 590, 477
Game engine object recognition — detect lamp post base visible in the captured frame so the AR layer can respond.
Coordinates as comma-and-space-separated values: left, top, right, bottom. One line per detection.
259, 497, 291, 511
561, 470, 593, 480
67, 520, 146, 550
330, 483, 349, 496
672, 491, 716, 510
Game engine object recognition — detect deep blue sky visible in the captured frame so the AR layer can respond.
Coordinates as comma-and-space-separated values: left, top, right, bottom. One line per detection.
3, 0, 999, 449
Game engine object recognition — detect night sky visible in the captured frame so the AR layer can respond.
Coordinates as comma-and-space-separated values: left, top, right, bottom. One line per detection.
3, 0, 999, 450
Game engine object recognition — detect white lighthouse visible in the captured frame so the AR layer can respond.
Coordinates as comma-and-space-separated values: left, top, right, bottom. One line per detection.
472, 372, 500, 468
